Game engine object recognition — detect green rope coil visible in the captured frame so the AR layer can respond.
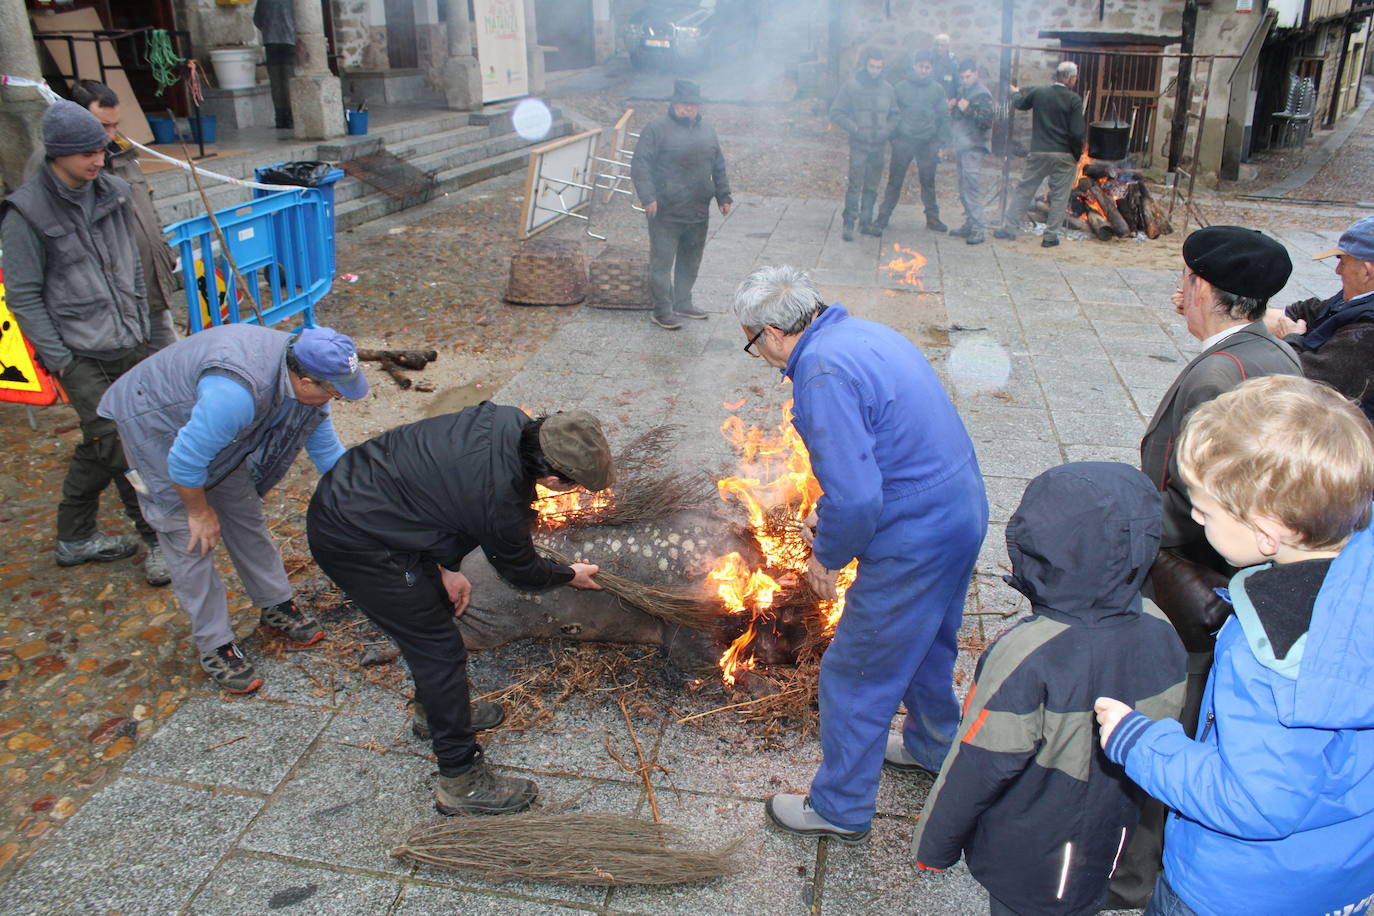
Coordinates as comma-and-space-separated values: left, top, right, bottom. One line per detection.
146, 30, 184, 96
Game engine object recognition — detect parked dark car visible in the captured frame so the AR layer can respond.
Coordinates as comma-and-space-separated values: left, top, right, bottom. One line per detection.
625, 0, 760, 70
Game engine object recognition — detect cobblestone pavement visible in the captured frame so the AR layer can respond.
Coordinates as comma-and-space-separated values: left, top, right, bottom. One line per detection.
1, 39, 1371, 913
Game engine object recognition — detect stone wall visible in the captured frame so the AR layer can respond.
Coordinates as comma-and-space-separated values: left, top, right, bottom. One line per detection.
174, 0, 258, 57
333, 0, 371, 70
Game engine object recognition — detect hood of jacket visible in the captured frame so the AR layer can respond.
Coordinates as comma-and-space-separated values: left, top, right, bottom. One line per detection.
1004, 462, 1161, 624
1231, 514, 1374, 729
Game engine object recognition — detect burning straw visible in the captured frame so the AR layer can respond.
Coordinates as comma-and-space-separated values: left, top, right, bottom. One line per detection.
392, 808, 745, 885
538, 545, 721, 632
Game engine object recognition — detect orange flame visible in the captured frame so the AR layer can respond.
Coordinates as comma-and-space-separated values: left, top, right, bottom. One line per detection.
533, 484, 612, 528
707, 401, 858, 685
881, 243, 927, 290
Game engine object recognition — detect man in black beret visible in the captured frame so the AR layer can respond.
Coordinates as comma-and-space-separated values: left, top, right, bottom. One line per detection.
1113, 225, 1303, 907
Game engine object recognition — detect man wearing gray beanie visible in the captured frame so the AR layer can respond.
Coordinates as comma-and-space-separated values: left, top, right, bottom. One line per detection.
0, 99, 165, 584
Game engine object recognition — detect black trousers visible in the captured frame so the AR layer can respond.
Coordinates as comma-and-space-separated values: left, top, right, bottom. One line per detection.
646, 216, 708, 321
878, 138, 940, 224
842, 142, 885, 228
57, 348, 154, 543
264, 43, 296, 126
306, 501, 476, 772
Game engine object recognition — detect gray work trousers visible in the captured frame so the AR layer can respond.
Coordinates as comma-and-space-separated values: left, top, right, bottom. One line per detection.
133, 462, 293, 654
1002, 151, 1077, 235
647, 216, 708, 321
843, 142, 886, 228
955, 146, 986, 231
878, 138, 940, 224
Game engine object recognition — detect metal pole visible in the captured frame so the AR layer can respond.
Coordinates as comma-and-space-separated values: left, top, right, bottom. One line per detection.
1167, 0, 1198, 176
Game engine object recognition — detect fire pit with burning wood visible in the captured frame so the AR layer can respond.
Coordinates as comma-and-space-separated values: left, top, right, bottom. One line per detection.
1018, 154, 1174, 242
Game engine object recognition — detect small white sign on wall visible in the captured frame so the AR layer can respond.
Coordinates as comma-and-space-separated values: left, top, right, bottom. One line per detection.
1236, 0, 1255, 12
474, 0, 529, 102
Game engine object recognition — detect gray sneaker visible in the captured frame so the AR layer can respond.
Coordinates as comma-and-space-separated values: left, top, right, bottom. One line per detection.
764, 793, 869, 843
412, 700, 506, 740
674, 306, 709, 320
199, 641, 263, 694
143, 543, 171, 587
435, 750, 538, 816
882, 731, 938, 777
54, 532, 139, 567
259, 600, 325, 645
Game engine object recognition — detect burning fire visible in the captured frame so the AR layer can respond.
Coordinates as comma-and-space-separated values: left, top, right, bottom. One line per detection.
533, 483, 611, 527
709, 401, 858, 686
881, 243, 928, 290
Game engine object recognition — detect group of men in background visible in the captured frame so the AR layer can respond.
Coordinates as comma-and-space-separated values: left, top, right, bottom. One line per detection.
831, 40, 1085, 247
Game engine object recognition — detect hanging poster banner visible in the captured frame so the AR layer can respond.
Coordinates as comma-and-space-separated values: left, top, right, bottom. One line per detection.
474, 0, 529, 103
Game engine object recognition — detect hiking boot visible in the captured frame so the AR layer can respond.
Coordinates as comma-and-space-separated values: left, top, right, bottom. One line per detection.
1041, 233, 1061, 248
674, 306, 709, 320
842, 224, 855, 242
765, 793, 869, 844
259, 599, 325, 646
859, 222, 883, 237
143, 543, 171, 587
948, 224, 972, 238
871, 217, 890, 231
965, 231, 986, 245
199, 642, 263, 694
926, 217, 948, 232
54, 532, 138, 567
412, 700, 507, 740
435, 750, 538, 816
993, 226, 1017, 241
651, 315, 682, 330
882, 732, 938, 777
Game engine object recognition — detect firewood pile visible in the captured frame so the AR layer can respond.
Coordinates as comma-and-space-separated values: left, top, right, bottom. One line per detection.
1024, 163, 1175, 241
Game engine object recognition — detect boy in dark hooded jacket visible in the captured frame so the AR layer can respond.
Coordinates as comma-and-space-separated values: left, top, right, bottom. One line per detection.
912, 462, 1186, 916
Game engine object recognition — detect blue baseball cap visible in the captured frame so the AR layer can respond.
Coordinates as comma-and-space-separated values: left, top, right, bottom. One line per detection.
291, 327, 369, 399
1313, 216, 1374, 263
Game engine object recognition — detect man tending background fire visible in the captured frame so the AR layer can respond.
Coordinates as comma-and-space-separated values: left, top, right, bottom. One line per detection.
733, 265, 987, 843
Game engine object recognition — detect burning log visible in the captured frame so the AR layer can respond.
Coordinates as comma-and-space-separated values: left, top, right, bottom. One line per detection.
1087, 185, 1130, 237
1085, 209, 1115, 241
356, 348, 439, 370
1063, 215, 1091, 235
1144, 196, 1173, 238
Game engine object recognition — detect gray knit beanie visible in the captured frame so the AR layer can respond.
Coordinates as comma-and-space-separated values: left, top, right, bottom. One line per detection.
42, 100, 109, 158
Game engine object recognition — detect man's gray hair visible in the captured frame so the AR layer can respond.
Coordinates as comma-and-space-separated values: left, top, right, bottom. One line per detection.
733, 265, 823, 335
1055, 61, 1078, 82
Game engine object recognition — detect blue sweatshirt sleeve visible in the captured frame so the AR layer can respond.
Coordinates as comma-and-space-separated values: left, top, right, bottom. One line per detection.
794, 370, 884, 569
306, 411, 345, 474
167, 375, 255, 487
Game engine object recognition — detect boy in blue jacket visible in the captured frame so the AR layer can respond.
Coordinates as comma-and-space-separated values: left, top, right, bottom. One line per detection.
1096, 375, 1374, 916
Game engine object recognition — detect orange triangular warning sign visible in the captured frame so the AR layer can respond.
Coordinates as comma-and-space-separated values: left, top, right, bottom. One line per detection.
0, 268, 65, 406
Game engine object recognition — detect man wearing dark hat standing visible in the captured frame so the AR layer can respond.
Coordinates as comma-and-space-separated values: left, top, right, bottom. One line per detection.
1, 100, 165, 583
1114, 225, 1302, 908
306, 403, 612, 815
98, 323, 368, 693
1268, 215, 1374, 422
631, 79, 732, 330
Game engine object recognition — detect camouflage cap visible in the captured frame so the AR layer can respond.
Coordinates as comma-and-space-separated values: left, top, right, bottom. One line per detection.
539, 410, 613, 491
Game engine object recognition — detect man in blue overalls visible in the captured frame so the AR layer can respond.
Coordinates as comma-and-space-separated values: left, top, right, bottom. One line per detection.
733, 264, 988, 842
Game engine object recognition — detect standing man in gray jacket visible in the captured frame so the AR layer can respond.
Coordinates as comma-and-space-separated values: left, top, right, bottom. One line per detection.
98, 324, 366, 693
631, 80, 733, 331
830, 48, 896, 241
994, 61, 1086, 248
1, 100, 166, 584
949, 60, 996, 245
875, 50, 950, 233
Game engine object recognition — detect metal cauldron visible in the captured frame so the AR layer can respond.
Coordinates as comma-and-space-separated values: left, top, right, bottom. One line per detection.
1088, 121, 1131, 161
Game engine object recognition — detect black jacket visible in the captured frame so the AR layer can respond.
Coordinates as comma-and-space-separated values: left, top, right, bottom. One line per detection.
1012, 83, 1086, 156
913, 462, 1186, 916
892, 75, 950, 145
310, 401, 573, 590
1285, 291, 1374, 422
631, 106, 732, 223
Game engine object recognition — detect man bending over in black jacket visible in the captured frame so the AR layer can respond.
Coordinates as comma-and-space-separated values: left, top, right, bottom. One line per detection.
307, 403, 611, 815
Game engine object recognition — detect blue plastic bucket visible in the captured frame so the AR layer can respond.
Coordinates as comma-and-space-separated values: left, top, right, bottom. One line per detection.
346, 110, 369, 135
147, 116, 177, 145
189, 114, 217, 144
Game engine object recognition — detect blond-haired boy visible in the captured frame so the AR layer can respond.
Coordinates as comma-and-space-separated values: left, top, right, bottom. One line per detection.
1095, 375, 1374, 916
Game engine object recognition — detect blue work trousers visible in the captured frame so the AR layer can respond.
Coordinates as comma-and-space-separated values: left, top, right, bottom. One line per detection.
809, 458, 987, 832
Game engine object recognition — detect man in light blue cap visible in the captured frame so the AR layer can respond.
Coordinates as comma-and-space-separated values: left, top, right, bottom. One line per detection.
99, 323, 368, 692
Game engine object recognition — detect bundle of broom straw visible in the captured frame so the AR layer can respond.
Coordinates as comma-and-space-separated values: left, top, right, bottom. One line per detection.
392, 811, 744, 885
539, 545, 721, 632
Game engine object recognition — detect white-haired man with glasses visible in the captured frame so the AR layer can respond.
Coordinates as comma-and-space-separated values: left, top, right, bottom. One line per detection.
735, 264, 988, 844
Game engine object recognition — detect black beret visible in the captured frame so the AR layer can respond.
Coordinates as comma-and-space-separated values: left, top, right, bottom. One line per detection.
1182, 225, 1292, 301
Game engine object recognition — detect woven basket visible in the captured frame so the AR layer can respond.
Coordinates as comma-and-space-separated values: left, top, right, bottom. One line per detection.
504, 238, 587, 306
587, 245, 651, 310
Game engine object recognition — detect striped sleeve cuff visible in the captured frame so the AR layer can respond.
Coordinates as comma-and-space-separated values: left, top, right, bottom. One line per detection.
1104, 710, 1153, 765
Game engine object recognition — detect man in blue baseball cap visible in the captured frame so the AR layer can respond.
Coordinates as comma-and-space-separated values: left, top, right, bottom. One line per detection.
1268, 215, 1374, 422
98, 323, 368, 692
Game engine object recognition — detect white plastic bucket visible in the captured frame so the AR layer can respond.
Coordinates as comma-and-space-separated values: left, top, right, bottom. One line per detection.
209, 47, 257, 90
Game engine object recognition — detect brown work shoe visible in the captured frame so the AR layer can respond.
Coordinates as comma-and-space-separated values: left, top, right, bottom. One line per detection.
411, 700, 506, 740
435, 750, 538, 816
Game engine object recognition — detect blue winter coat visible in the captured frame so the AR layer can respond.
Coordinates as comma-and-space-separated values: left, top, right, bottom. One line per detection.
783, 304, 977, 568
1106, 516, 1374, 916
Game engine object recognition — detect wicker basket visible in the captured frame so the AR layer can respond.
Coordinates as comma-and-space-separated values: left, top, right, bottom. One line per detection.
587, 245, 651, 310
504, 238, 587, 306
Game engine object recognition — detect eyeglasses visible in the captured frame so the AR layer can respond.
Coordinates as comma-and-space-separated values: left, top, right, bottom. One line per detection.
743, 327, 765, 357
